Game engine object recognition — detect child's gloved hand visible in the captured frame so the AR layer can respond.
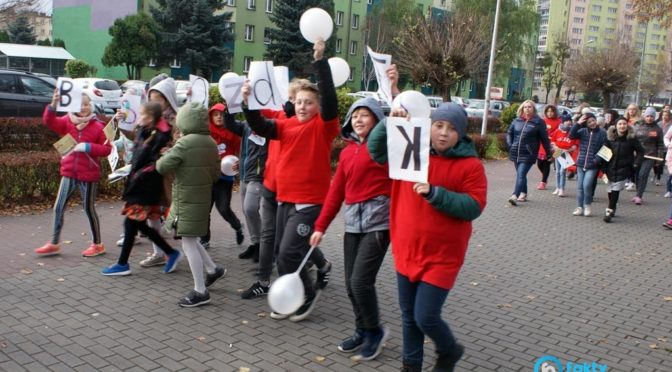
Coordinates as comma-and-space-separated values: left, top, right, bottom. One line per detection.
73, 143, 91, 153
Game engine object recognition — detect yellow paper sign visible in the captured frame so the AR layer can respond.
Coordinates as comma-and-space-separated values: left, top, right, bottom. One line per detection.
53, 134, 77, 156
103, 120, 117, 143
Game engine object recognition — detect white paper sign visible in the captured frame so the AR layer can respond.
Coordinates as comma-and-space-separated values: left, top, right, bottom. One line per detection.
248, 61, 282, 110
248, 132, 266, 146
218, 75, 245, 114
367, 46, 393, 107
56, 77, 83, 112
556, 151, 575, 170
189, 74, 209, 108
274, 66, 290, 104
118, 94, 142, 131
107, 146, 119, 171
386, 117, 430, 183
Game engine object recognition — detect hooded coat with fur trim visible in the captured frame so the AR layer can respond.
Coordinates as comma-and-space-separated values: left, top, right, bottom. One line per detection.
156, 103, 220, 237
603, 126, 643, 182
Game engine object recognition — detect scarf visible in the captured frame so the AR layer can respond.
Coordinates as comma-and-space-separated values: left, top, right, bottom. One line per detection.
68, 112, 95, 131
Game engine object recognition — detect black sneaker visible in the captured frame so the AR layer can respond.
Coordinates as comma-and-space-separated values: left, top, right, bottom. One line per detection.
352, 325, 389, 361
338, 328, 365, 353
401, 363, 422, 372
238, 243, 257, 259
178, 290, 210, 308
199, 239, 210, 250
432, 343, 464, 372
603, 209, 614, 223
240, 281, 269, 299
289, 291, 321, 322
235, 228, 245, 245
205, 266, 226, 288
316, 261, 331, 290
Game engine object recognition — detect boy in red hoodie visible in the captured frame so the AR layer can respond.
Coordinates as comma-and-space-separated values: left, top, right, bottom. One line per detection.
240, 40, 336, 321
368, 102, 487, 372
36, 91, 112, 257
550, 114, 578, 197
200, 103, 245, 250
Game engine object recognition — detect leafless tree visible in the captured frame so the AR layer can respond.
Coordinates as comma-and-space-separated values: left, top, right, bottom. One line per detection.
0, 0, 46, 27
566, 40, 640, 110
393, 10, 489, 101
639, 51, 671, 103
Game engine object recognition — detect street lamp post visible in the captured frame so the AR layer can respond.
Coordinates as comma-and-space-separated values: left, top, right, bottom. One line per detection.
635, 27, 648, 106
481, 0, 502, 136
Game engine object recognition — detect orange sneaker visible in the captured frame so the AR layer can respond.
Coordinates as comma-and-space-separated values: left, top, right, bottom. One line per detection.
35, 243, 60, 256
82, 243, 105, 257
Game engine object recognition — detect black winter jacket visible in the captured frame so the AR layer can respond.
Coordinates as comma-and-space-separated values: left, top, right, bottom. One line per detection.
223, 113, 268, 183
570, 123, 607, 170
602, 126, 643, 182
123, 122, 171, 205
507, 115, 552, 163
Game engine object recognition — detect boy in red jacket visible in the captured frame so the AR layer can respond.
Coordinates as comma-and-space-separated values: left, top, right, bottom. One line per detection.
368, 102, 487, 372
550, 114, 578, 197
36, 92, 112, 257
240, 40, 335, 322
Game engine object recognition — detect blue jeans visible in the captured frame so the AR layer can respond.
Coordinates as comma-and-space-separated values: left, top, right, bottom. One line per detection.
576, 168, 597, 208
667, 175, 672, 193
512, 161, 534, 197
397, 273, 458, 366
555, 157, 567, 190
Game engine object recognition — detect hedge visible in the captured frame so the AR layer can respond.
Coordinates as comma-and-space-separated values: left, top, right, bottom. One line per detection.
466, 117, 502, 134
0, 117, 59, 152
0, 151, 123, 205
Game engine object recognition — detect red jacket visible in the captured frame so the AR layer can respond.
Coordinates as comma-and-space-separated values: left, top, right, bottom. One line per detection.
391, 155, 487, 289
209, 103, 240, 159
261, 109, 286, 192
539, 116, 561, 158
551, 127, 579, 150
314, 140, 391, 233
43, 106, 112, 182
274, 114, 340, 204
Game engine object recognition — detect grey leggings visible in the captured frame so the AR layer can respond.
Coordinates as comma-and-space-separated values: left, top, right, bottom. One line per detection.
51, 177, 101, 245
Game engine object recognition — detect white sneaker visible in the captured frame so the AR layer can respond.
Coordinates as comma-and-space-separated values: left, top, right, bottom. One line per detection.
664, 192, 672, 198
116, 234, 142, 247
517, 193, 527, 202
139, 252, 165, 267
583, 205, 592, 217
572, 207, 584, 216
558, 189, 565, 197
552, 189, 559, 195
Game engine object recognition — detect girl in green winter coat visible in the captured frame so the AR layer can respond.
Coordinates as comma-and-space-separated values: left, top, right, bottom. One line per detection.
156, 102, 225, 307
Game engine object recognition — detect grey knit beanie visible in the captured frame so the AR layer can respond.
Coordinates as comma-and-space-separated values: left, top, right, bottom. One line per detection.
644, 106, 657, 118
430, 102, 468, 139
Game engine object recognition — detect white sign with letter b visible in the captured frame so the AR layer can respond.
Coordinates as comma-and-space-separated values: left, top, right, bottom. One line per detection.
56, 77, 83, 113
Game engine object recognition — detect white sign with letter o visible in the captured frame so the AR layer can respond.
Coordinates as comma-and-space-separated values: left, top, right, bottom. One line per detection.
386, 117, 430, 183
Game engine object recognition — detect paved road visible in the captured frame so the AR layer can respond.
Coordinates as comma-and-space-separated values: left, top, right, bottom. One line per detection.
1, 160, 670, 371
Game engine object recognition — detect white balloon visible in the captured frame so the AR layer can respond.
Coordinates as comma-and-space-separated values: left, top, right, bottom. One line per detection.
268, 272, 305, 315
220, 155, 239, 176
392, 91, 432, 118
221, 72, 239, 80
328, 57, 350, 88
299, 8, 333, 43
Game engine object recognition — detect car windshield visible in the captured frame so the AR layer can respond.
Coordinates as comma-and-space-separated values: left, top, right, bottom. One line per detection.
94, 80, 120, 91
468, 101, 485, 109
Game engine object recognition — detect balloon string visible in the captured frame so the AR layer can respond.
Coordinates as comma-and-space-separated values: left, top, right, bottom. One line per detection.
297, 245, 317, 273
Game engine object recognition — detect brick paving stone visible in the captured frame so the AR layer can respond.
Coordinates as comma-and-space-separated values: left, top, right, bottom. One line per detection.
1, 160, 671, 371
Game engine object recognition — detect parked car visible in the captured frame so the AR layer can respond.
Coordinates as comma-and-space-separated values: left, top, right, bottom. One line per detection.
535, 103, 572, 118
465, 99, 509, 118
75, 78, 122, 114
120, 79, 146, 93
352, 91, 391, 115
427, 96, 444, 110
0, 69, 56, 117
451, 96, 470, 108
175, 80, 190, 106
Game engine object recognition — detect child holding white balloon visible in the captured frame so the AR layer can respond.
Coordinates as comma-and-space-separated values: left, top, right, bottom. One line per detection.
240, 39, 336, 321
199, 103, 245, 250
156, 102, 225, 307
368, 102, 487, 372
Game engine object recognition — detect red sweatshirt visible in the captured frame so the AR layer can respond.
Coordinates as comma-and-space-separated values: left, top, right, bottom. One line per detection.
539, 117, 561, 158
391, 155, 487, 289
261, 109, 286, 192
209, 103, 240, 158
273, 113, 340, 204
43, 106, 112, 182
314, 140, 391, 232
551, 127, 579, 150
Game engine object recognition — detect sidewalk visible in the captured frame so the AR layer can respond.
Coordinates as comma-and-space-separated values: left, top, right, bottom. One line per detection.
0, 160, 670, 371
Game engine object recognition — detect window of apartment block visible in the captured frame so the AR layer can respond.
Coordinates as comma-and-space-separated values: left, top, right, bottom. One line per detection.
605, 28, 615, 34
245, 25, 254, 41
348, 67, 354, 82
653, 24, 662, 30
368, 0, 373, 4
625, 14, 634, 20
586, 47, 596, 53
264, 28, 271, 44
265, 0, 273, 13
148, 58, 156, 67
609, 0, 618, 3
571, 38, 581, 45
650, 44, 659, 50
574, 17, 584, 23
651, 34, 661, 41
247, 0, 255, 10
636, 41, 644, 49
575, 6, 585, 13
589, 26, 599, 32
170, 58, 181, 68
607, 7, 616, 13
243, 57, 252, 73
335, 39, 342, 53
572, 28, 583, 34
592, 5, 601, 12
625, 3, 632, 9
336, 11, 344, 26
590, 15, 599, 22
352, 14, 359, 29
637, 32, 646, 39
606, 17, 615, 24
226, 0, 235, 5
349, 40, 358, 55
588, 36, 597, 43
